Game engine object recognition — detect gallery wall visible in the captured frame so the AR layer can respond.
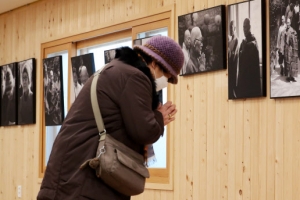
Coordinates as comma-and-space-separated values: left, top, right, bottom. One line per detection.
0, 0, 300, 200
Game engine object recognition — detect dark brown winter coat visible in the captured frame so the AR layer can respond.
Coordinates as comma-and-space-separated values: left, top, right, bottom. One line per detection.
37, 47, 164, 200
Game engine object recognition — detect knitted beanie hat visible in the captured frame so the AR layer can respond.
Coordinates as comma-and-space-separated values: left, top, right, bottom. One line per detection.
134, 36, 184, 84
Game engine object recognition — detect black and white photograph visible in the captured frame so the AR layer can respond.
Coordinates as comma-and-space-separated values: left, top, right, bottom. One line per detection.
43, 56, 64, 126
178, 5, 226, 76
0, 63, 18, 126
270, 0, 300, 98
71, 53, 95, 101
104, 49, 116, 64
17, 58, 36, 125
227, 0, 266, 99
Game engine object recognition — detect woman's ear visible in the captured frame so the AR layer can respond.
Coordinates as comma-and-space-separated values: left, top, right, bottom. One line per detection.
148, 61, 156, 78
149, 61, 157, 70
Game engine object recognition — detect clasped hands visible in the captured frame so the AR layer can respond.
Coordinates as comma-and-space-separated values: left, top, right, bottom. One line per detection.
157, 101, 177, 125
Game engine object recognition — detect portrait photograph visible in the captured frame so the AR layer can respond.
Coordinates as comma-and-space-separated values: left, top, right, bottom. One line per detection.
43, 56, 64, 126
17, 58, 36, 125
71, 53, 95, 101
178, 5, 226, 76
227, 0, 266, 99
104, 49, 116, 64
0, 63, 18, 126
270, 0, 300, 98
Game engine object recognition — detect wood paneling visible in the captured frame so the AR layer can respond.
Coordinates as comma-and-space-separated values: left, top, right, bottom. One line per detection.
1, 0, 300, 199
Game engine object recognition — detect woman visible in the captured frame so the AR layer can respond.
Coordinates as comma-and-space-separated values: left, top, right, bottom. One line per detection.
37, 36, 184, 200
18, 63, 34, 124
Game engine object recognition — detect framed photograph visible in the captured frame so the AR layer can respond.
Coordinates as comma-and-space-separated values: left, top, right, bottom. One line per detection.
227, 0, 266, 99
17, 58, 36, 125
71, 53, 95, 101
104, 49, 117, 64
43, 56, 64, 126
270, 0, 300, 98
178, 5, 226, 76
0, 63, 18, 126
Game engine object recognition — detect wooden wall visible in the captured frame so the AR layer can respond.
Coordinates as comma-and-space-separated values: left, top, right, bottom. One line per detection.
0, 0, 300, 199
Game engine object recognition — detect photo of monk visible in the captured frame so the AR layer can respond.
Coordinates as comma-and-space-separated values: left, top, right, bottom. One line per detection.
71, 53, 95, 102
227, 0, 266, 99
43, 56, 64, 126
178, 5, 226, 76
270, 0, 300, 98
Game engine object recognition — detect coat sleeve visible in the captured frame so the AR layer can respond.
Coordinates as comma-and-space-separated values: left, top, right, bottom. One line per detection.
119, 72, 164, 145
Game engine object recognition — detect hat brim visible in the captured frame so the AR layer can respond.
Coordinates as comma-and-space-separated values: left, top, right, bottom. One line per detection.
134, 45, 178, 84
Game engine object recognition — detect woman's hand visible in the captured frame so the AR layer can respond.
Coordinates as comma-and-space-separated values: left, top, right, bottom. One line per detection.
157, 101, 177, 125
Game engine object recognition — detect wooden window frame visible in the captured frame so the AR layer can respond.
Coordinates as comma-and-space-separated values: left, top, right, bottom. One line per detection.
39, 4, 175, 190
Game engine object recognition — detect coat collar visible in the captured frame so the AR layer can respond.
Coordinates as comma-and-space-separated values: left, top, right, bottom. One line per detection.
114, 47, 160, 110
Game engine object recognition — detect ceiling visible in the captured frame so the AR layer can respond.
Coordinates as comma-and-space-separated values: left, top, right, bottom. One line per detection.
0, 0, 38, 14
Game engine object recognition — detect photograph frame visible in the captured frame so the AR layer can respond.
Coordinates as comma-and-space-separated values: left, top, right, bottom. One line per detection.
269, 0, 300, 98
104, 49, 117, 64
43, 56, 65, 126
178, 5, 227, 76
17, 58, 36, 125
227, 0, 267, 99
71, 53, 95, 102
0, 62, 18, 126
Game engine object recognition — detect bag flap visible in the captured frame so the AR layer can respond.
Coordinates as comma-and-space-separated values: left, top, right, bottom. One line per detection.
105, 134, 144, 162
116, 149, 150, 178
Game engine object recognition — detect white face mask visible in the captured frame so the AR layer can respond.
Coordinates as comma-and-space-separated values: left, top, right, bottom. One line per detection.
155, 75, 168, 92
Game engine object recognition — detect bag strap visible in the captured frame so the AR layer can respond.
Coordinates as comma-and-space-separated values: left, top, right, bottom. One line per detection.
90, 68, 106, 135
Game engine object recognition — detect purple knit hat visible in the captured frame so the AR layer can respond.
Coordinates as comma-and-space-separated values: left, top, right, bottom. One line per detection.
134, 36, 184, 84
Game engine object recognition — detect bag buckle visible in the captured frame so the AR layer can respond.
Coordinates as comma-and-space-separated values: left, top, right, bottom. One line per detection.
97, 146, 106, 158
99, 129, 106, 136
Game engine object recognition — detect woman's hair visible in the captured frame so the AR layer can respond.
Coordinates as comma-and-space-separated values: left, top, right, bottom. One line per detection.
133, 48, 154, 65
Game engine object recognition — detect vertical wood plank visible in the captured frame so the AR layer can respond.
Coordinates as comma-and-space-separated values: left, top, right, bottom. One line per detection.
243, 101, 251, 200
258, 100, 267, 200
292, 101, 300, 200
193, 74, 207, 199
250, 101, 259, 200
266, 100, 276, 200
228, 99, 236, 200
185, 76, 194, 200
206, 72, 215, 200
275, 99, 284, 200
283, 100, 293, 200
235, 101, 244, 200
